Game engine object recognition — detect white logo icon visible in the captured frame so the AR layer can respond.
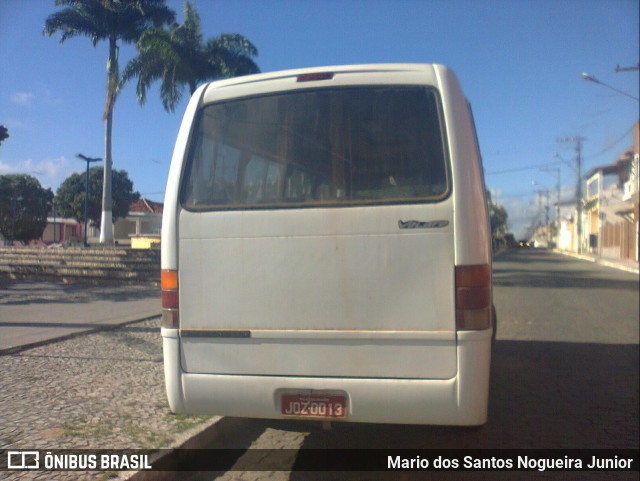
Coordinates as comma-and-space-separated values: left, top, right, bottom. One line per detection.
8, 451, 40, 470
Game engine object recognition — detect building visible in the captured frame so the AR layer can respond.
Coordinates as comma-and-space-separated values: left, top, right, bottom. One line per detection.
41, 198, 163, 248
556, 200, 578, 253
40, 216, 83, 245
583, 123, 639, 262
113, 198, 163, 248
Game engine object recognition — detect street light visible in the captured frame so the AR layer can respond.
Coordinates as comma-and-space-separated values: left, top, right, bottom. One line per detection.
10, 194, 23, 244
76, 153, 102, 247
581, 72, 639, 101
50, 197, 58, 244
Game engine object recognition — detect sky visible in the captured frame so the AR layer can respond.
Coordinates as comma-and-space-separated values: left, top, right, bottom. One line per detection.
1, 0, 638, 237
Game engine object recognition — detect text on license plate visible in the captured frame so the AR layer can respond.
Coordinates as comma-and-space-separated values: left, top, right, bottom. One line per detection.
281, 394, 347, 418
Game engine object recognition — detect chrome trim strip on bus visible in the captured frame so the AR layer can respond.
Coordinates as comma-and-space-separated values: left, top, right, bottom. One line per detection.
181, 330, 251, 338
179, 329, 454, 341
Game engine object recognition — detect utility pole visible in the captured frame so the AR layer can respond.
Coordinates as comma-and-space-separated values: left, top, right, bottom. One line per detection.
544, 190, 550, 245
541, 165, 561, 232
558, 136, 586, 254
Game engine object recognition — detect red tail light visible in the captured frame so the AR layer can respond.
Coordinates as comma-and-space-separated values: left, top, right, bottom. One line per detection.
455, 264, 491, 330
297, 72, 334, 82
161, 269, 179, 328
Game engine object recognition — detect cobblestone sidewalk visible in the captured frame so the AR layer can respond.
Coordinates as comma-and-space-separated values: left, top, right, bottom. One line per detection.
0, 318, 216, 481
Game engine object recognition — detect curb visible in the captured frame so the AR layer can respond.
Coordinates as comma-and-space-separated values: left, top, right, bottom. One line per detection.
0, 312, 161, 356
553, 249, 639, 275
123, 417, 249, 481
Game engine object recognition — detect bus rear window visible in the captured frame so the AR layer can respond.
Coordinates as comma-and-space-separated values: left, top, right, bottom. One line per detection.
181, 86, 449, 209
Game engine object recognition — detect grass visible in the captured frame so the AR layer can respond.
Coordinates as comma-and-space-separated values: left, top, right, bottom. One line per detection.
121, 422, 173, 448
62, 417, 114, 439
169, 413, 211, 433
60, 410, 210, 450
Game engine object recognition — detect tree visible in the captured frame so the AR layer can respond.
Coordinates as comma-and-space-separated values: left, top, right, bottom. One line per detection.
489, 202, 508, 238
44, 0, 174, 244
0, 175, 53, 242
121, 1, 259, 113
0, 125, 8, 146
56, 166, 140, 227
487, 191, 509, 250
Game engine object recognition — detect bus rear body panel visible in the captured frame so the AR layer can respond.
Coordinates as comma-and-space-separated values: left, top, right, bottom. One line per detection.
162, 64, 492, 425
179, 203, 455, 379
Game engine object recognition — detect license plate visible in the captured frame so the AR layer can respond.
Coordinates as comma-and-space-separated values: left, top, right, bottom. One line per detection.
281, 393, 347, 419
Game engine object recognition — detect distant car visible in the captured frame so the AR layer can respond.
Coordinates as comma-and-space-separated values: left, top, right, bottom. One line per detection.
518, 240, 531, 248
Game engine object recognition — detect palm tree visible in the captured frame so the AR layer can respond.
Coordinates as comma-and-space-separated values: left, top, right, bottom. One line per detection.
44, 0, 174, 244
121, 1, 259, 113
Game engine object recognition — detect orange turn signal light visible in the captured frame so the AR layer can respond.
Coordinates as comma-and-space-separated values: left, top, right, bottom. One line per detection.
161, 270, 178, 290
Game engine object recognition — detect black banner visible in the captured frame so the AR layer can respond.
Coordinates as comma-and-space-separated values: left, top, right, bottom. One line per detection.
1, 449, 638, 472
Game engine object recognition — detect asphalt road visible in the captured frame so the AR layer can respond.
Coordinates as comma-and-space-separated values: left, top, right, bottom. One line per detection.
493, 248, 639, 344
160, 248, 639, 481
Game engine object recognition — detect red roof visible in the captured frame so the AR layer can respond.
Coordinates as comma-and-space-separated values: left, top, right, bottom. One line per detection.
130, 198, 163, 214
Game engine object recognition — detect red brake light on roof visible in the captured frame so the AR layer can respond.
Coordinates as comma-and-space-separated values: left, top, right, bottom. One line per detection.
297, 72, 334, 82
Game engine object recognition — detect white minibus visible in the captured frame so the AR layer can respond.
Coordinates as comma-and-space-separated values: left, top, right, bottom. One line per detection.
161, 64, 493, 425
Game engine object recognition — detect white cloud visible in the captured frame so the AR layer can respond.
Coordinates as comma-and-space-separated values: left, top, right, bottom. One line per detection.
487, 192, 534, 238
503, 200, 528, 236
0, 161, 15, 175
488, 182, 581, 238
487, 187, 502, 201
0, 156, 77, 190
10, 92, 35, 106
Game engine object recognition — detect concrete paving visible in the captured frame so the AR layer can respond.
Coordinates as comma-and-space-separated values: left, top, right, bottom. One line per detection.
0, 277, 218, 481
0, 316, 221, 481
0, 280, 161, 354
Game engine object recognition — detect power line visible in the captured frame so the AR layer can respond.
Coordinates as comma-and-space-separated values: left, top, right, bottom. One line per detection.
485, 161, 560, 176
488, 191, 538, 200
584, 124, 636, 160
558, 136, 585, 254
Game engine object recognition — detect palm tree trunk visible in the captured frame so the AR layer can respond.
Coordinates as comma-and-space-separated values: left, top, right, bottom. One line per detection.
99, 37, 118, 244
100, 107, 114, 244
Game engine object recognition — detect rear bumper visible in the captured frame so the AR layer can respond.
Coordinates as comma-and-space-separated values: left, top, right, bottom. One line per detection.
161, 328, 491, 426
